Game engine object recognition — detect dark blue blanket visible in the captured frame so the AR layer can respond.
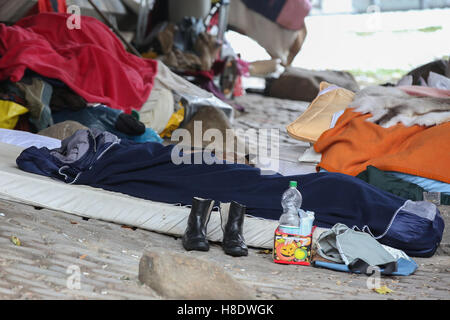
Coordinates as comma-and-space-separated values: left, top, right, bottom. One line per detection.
16, 135, 444, 257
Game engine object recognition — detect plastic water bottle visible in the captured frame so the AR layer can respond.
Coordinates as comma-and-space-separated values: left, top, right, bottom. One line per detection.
279, 181, 302, 234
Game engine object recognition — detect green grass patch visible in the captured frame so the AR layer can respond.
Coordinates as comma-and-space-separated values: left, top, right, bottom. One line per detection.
349, 68, 406, 78
356, 25, 442, 36
418, 26, 443, 33
392, 29, 412, 33
348, 68, 408, 86
355, 31, 376, 37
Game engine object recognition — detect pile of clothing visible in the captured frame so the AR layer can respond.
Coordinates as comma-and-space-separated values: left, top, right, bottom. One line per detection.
270, 62, 450, 274
288, 59, 450, 214
146, 17, 220, 73
314, 80, 450, 205
0, 13, 162, 143
141, 15, 248, 110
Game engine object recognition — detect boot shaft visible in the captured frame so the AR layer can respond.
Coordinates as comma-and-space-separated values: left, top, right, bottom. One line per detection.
187, 197, 214, 232
224, 201, 246, 234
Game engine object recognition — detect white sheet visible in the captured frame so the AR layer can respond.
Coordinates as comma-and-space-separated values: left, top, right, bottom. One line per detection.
0, 128, 61, 149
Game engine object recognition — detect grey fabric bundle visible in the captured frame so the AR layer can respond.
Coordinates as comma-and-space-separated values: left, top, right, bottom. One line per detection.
316, 223, 398, 274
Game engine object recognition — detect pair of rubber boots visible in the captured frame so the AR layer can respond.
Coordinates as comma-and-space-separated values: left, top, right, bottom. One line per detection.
182, 197, 248, 257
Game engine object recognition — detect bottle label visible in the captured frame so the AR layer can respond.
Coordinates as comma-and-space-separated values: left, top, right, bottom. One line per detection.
278, 225, 301, 235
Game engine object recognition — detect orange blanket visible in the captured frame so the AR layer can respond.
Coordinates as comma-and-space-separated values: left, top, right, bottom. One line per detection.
314, 109, 450, 184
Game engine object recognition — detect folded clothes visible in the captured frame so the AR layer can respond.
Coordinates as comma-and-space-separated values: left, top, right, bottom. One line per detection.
16, 130, 444, 257
0, 13, 157, 113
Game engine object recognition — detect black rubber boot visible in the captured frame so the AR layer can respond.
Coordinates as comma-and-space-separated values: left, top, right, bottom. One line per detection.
221, 201, 248, 257
182, 197, 214, 251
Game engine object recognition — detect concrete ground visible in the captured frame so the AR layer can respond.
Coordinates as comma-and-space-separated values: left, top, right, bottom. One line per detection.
0, 199, 449, 300
0, 94, 449, 300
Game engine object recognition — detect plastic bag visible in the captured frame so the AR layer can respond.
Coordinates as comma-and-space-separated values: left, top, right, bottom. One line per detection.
160, 107, 185, 138
0, 100, 28, 129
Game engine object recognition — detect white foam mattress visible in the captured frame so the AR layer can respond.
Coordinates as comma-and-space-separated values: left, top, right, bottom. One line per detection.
0, 142, 276, 248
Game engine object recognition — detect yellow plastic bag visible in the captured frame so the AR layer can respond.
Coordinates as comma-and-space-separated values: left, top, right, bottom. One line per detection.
160, 107, 185, 139
0, 100, 28, 129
